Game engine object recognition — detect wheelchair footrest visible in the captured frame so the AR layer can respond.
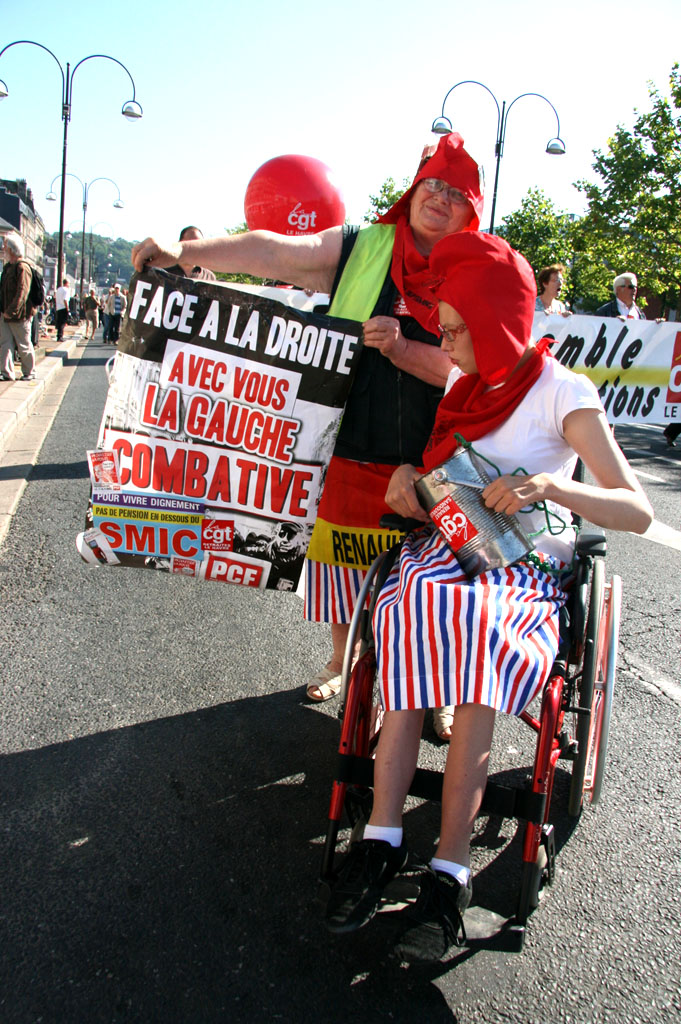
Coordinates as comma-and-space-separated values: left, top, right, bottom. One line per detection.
334, 754, 547, 824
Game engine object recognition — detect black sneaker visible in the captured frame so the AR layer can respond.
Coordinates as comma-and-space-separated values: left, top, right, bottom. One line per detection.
394, 868, 472, 962
325, 839, 409, 934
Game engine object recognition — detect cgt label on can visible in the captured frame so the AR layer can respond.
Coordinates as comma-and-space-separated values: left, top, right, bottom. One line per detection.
429, 494, 478, 550
201, 517, 234, 552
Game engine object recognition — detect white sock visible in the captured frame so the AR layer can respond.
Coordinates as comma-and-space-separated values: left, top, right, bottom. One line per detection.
431, 856, 471, 886
363, 824, 403, 848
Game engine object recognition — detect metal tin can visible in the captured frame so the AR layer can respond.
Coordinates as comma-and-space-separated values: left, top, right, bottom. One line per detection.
415, 446, 533, 579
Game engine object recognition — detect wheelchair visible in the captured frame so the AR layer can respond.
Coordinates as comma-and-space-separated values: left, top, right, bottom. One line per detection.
320, 517, 622, 950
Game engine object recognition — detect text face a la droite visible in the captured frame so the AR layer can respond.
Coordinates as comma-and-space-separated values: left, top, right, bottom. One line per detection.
128, 279, 360, 378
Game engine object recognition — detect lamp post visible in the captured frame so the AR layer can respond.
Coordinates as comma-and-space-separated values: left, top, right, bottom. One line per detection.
88, 231, 94, 290
0, 40, 142, 287
431, 81, 565, 234
46, 174, 123, 301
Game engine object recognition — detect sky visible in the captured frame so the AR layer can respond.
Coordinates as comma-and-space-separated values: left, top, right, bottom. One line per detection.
1, 0, 679, 249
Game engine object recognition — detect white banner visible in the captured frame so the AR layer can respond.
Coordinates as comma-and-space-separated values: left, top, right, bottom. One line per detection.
533, 313, 681, 427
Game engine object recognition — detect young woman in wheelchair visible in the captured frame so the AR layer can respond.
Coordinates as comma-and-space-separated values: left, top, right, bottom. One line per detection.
324, 232, 653, 962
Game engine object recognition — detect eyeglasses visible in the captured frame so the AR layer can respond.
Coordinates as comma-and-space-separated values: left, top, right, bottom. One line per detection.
622, 283, 636, 290
439, 322, 468, 342
422, 178, 470, 206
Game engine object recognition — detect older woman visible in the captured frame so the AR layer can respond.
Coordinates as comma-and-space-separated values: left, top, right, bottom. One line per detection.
323, 232, 653, 962
132, 135, 484, 722
535, 262, 570, 316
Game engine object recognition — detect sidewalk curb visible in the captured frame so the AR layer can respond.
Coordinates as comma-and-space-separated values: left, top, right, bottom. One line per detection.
0, 333, 84, 460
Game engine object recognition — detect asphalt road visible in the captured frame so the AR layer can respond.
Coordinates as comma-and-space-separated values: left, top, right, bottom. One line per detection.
0, 334, 679, 1023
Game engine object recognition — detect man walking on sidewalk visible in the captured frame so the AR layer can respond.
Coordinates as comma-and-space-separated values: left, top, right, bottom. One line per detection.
104, 283, 126, 344
55, 278, 71, 342
0, 232, 36, 382
83, 287, 99, 340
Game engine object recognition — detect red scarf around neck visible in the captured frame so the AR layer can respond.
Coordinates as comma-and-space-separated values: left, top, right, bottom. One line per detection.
423, 340, 550, 471
388, 217, 439, 332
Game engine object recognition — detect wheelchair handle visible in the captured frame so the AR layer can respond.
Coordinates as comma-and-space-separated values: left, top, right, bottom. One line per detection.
379, 514, 425, 534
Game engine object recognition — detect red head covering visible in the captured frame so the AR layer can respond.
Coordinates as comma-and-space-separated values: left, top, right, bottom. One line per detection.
423, 232, 549, 470
377, 133, 485, 231
372, 134, 484, 332
430, 232, 537, 385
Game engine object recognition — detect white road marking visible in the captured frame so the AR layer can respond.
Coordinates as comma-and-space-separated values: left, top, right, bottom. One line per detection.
633, 468, 667, 483
636, 519, 681, 552
625, 653, 681, 708
625, 447, 679, 466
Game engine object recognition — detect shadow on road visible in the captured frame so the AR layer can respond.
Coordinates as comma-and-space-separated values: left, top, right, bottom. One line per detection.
1, 689, 467, 1022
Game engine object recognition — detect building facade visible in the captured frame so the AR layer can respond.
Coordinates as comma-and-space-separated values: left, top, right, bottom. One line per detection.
0, 178, 47, 280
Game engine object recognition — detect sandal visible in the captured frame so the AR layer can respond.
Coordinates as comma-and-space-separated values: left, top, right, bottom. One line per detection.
306, 664, 342, 703
433, 706, 454, 742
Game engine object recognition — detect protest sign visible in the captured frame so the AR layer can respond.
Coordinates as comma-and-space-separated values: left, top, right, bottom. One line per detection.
533, 313, 681, 426
76, 270, 362, 591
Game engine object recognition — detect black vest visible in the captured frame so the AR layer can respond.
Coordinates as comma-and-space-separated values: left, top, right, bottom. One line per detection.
332, 225, 444, 465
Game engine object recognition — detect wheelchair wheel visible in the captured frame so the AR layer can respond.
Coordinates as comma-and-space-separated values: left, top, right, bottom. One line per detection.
568, 555, 605, 817
583, 574, 622, 805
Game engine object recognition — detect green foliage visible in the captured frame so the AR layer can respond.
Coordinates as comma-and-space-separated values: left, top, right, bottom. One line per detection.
497, 187, 574, 277
497, 64, 681, 314
497, 189, 602, 309
575, 63, 681, 315
364, 177, 410, 223
47, 230, 134, 287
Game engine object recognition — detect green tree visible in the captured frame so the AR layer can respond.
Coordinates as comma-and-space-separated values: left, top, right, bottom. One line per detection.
47, 231, 134, 288
364, 176, 410, 223
497, 187, 574, 276
575, 63, 681, 316
496, 188, 593, 307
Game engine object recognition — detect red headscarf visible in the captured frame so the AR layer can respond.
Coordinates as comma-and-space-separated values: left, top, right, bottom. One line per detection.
423, 232, 549, 471
376, 133, 484, 332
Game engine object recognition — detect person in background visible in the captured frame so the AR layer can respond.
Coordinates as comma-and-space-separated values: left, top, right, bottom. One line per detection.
31, 300, 42, 350
596, 273, 646, 320
323, 231, 653, 962
0, 232, 36, 381
55, 278, 71, 342
662, 423, 681, 447
535, 263, 570, 316
82, 288, 99, 340
99, 292, 109, 342
104, 283, 127, 344
164, 227, 217, 282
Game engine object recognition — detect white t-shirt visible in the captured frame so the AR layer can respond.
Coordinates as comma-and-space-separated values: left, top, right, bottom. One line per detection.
616, 297, 642, 319
56, 285, 70, 311
444, 357, 604, 562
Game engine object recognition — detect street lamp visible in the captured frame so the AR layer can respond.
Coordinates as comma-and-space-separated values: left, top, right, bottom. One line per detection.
46, 174, 123, 299
0, 40, 142, 287
431, 81, 566, 234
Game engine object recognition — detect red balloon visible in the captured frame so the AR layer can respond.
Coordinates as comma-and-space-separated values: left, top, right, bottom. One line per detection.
244, 155, 345, 235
